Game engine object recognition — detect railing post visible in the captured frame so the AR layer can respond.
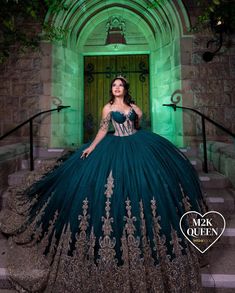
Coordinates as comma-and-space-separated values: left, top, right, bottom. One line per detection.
29, 119, 34, 171
0, 105, 70, 172
201, 116, 208, 173
163, 103, 235, 174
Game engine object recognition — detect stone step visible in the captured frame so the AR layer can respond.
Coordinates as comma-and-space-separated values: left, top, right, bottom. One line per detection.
202, 278, 235, 293
7, 170, 30, 187
0, 190, 5, 212
179, 146, 199, 157
202, 288, 235, 293
187, 205, 235, 291
205, 188, 235, 214
189, 157, 203, 171
18, 148, 74, 171
199, 171, 232, 189
213, 214, 235, 247
184, 147, 212, 170
0, 192, 10, 211
0, 239, 11, 290
34, 147, 65, 159
201, 245, 235, 290
189, 157, 214, 172
21, 157, 60, 172
7, 157, 58, 187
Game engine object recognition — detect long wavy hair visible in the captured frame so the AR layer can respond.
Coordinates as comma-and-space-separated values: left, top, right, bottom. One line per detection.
109, 77, 135, 105
108, 77, 140, 129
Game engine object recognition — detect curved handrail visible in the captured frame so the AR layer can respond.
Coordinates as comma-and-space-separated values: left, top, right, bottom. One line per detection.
163, 103, 235, 173
163, 104, 235, 138
0, 105, 70, 170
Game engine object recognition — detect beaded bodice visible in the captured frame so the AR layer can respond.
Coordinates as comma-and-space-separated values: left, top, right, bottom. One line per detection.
111, 108, 137, 136
99, 106, 138, 137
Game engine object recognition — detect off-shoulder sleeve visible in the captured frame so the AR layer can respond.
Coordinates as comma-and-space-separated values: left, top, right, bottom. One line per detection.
99, 112, 111, 131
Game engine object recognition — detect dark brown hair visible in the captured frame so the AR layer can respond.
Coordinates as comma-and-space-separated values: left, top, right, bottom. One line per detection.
109, 77, 135, 105
109, 77, 140, 129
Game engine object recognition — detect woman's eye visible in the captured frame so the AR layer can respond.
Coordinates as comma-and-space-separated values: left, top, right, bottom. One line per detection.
112, 83, 124, 87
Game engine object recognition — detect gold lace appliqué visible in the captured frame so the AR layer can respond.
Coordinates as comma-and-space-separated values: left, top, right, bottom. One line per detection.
1, 170, 203, 293
99, 112, 111, 131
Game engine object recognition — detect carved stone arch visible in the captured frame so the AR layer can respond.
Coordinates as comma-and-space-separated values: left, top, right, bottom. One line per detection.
48, 0, 191, 147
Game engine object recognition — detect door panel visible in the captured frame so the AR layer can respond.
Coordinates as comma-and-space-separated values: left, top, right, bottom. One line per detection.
84, 54, 150, 142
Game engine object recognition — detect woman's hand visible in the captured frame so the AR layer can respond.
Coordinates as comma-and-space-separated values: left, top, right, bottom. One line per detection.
80, 146, 95, 159
80, 105, 110, 160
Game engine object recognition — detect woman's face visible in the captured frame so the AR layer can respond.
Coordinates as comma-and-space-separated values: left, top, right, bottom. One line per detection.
112, 79, 125, 98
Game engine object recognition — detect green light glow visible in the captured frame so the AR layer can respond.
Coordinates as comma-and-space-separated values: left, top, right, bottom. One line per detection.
51, 45, 83, 147
49, 0, 189, 148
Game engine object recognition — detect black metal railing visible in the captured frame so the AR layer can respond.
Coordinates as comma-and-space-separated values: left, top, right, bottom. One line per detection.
163, 103, 235, 173
0, 105, 70, 171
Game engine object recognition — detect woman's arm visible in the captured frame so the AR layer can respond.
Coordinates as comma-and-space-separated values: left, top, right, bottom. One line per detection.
131, 103, 142, 120
131, 103, 142, 129
81, 104, 111, 158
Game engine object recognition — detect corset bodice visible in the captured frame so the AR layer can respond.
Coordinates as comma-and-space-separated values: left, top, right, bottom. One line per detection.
111, 108, 137, 136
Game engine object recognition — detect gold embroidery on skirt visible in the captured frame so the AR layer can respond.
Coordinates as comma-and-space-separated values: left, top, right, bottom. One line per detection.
1, 170, 202, 292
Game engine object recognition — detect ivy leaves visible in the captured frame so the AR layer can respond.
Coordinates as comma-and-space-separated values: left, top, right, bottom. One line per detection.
0, 0, 68, 63
192, 0, 235, 33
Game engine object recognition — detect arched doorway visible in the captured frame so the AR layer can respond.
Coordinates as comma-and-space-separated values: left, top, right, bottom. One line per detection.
49, 0, 190, 147
83, 54, 150, 142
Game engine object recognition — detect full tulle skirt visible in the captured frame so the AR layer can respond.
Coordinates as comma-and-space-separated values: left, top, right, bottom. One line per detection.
0, 130, 206, 292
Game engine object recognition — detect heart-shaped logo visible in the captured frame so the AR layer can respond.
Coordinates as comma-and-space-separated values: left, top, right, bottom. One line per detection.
179, 211, 226, 253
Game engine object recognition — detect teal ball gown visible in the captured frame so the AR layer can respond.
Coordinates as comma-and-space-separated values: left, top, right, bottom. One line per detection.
0, 107, 206, 292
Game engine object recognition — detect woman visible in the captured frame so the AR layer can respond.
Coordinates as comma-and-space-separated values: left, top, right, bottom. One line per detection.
0, 77, 206, 292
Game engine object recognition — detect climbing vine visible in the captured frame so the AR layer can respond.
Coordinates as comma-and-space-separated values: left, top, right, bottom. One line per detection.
191, 0, 235, 33
1, 0, 235, 63
148, 0, 235, 33
0, 0, 68, 63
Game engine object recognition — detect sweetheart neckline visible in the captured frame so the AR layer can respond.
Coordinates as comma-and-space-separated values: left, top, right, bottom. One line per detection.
111, 108, 134, 116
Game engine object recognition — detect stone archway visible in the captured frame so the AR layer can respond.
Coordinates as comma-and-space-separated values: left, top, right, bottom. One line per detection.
48, 0, 191, 147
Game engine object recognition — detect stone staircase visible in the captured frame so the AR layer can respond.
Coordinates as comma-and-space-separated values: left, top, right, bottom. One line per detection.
181, 147, 235, 293
0, 146, 235, 293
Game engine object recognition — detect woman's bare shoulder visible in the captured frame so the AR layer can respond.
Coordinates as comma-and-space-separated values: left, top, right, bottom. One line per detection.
103, 102, 112, 109
130, 102, 136, 107
130, 103, 142, 117
102, 103, 112, 116
130, 103, 141, 110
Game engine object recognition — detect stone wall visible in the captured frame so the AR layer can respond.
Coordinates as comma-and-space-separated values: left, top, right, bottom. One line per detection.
192, 36, 235, 135
50, 45, 81, 147
206, 141, 235, 187
0, 1, 234, 149
0, 143, 29, 191
0, 42, 53, 148
182, 0, 235, 146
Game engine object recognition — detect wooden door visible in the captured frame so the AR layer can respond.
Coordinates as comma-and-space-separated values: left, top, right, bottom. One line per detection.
84, 54, 150, 142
